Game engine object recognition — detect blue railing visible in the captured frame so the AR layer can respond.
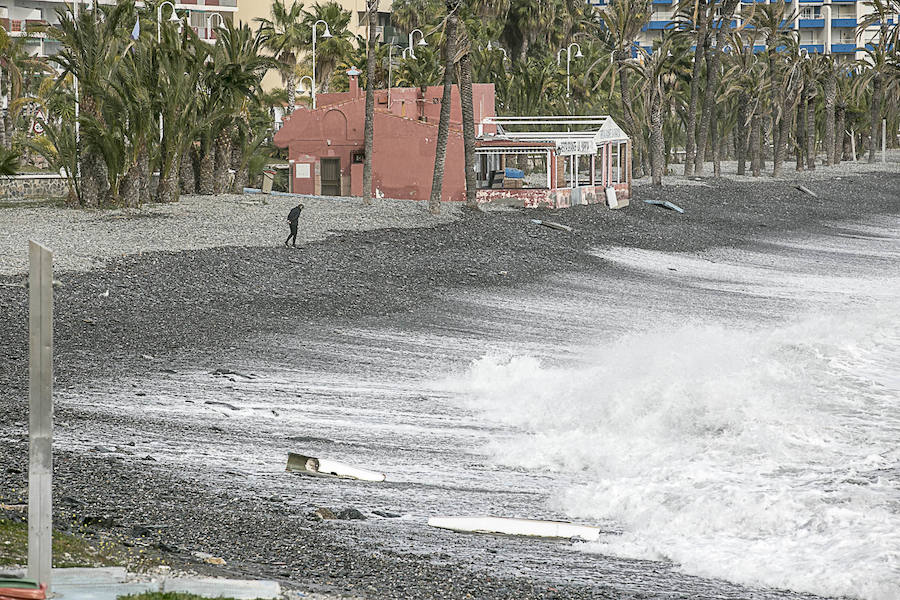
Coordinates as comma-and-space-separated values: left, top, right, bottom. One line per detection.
799, 18, 825, 27
830, 43, 856, 52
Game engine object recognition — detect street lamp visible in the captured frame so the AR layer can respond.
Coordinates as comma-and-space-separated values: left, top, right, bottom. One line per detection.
557, 42, 583, 98
408, 28, 427, 58
205, 12, 224, 40
157, 1, 181, 141
297, 75, 314, 107
311, 19, 332, 110
486, 41, 508, 62
156, 1, 181, 44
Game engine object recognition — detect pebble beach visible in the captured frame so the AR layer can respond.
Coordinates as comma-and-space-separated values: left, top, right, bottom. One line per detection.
1, 158, 899, 599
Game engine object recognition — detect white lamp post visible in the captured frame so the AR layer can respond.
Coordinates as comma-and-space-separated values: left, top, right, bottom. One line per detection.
157, 1, 181, 141
297, 75, 313, 107
557, 42, 583, 98
408, 28, 427, 58
486, 41, 508, 62
205, 12, 224, 40
311, 19, 332, 110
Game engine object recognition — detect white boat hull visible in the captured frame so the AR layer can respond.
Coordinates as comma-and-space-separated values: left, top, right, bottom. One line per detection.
286, 452, 386, 482
427, 516, 601, 541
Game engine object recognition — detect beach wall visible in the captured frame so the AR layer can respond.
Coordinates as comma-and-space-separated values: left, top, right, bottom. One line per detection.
0, 174, 69, 200
477, 183, 630, 209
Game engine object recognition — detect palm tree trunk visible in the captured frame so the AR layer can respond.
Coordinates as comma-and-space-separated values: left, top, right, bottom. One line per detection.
684, 0, 710, 176
362, 0, 379, 205
156, 158, 179, 203
737, 93, 749, 175
649, 91, 664, 186
834, 105, 845, 164
231, 142, 248, 193
286, 70, 296, 115
138, 142, 150, 206
428, 2, 459, 215
199, 136, 215, 195
796, 87, 805, 171
750, 109, 761, 177
180, 146, 196, 194
774, 89, 795, 178
868, 75, 881, 163
616, 57, 643, 178
805, 93, 816, 170
695, 0, 738, 175
213, 130, 232, 194
458, 48, 477, 208
824, 71, 836, 166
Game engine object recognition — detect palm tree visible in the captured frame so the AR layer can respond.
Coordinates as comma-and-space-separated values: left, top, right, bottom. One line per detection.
362, 0, 379, 205
596, 0, 651, 178
820, 55, 839, 166
674, 0, 711, 176
693, 0, 740, 174
627, 34, 680, 185
429, 0, 461, 214
303, 2, 354, 92
256, 0, 307, 115
857, 0, 896, 162
458, 0, 510, 208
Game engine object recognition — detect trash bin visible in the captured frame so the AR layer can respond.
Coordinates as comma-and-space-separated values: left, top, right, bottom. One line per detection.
261, 169, 275, 194
0, 578, 46, 600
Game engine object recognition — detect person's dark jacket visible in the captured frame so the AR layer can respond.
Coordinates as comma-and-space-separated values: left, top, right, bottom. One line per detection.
287, 205, 303, 224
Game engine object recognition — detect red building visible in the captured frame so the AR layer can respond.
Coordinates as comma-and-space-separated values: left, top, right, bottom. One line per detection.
273, 70, 632, 208
273, 70, 496, 202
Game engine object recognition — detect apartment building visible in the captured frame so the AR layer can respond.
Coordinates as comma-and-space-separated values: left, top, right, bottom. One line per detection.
588, 0, 886, 60
236, 0, 396, 41
0, 0, 234, 56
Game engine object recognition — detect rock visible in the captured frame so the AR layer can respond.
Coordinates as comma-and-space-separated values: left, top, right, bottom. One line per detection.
81, 515, 119, 528
205, 556, 227, 565
372, 510, 400, 519
205, 400, 241, 411
337, 508, 366, 520
309, 507, 336, 521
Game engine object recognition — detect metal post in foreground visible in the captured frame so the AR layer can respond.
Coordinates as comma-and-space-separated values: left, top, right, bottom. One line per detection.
27, 241, 53, 589
882, 119, 886, 163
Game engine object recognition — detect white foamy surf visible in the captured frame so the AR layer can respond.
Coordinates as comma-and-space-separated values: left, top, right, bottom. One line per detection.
451, 218, 900, 600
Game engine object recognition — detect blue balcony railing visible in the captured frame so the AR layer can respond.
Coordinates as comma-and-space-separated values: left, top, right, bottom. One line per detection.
831, 43, 856, 52
799, 18, 825, 27
832, 18, 857, 27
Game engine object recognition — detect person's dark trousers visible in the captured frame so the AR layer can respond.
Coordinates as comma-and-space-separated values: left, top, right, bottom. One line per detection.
285, 222, 298, 246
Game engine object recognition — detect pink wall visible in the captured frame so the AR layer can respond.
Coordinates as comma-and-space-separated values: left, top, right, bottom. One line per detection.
274, 80, 481, 202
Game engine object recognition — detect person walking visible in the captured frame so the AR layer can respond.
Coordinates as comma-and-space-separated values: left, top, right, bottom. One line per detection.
284, 201, 303, 247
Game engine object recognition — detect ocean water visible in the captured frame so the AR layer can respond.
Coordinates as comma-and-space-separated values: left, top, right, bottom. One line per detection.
448, 217, 900, 600
54, 214, 900, 599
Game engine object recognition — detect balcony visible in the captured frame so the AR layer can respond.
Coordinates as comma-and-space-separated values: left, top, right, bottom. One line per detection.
175, 0, 237, 10
799, 18, 825, 27
1, 18, 49, 37
800, 43, 825, 52
831, 43, 856, 52
643, 20, 673, 30
832, 18, 857, 27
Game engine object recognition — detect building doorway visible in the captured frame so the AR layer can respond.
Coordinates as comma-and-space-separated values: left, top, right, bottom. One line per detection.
321, 158, 341, 196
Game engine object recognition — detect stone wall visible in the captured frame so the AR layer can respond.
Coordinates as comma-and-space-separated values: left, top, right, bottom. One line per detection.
0, 174, 70, 201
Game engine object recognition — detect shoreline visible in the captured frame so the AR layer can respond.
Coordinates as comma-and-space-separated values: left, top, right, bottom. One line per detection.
1, 169, 898, 599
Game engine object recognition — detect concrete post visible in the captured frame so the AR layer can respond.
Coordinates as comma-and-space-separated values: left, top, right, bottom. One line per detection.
882, 119, 887, 163
824, 0, 832, 54
27, 240, 53, 589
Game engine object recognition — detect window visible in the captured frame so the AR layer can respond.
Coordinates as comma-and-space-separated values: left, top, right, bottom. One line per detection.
801, 6, 820, 19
